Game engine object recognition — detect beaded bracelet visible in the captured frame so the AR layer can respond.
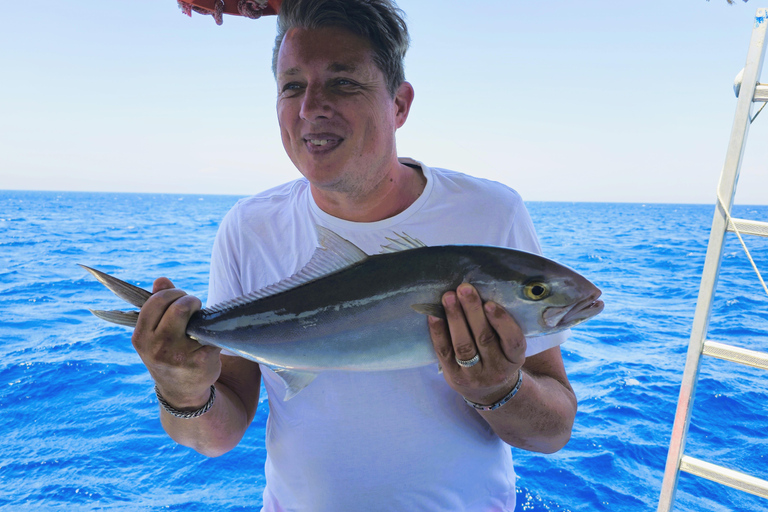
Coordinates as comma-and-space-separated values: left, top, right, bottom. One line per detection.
155, 385, 216, 419
463, 368, 523, 412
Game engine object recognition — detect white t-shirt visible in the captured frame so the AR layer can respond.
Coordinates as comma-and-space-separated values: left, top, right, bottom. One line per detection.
208, 158, 568, 512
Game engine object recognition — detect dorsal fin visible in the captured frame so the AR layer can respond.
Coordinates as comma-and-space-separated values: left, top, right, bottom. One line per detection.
204, 226, 368, 315
379, 232, 427, 254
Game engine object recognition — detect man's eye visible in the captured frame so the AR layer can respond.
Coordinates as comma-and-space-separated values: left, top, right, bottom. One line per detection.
281, 83, 303, 93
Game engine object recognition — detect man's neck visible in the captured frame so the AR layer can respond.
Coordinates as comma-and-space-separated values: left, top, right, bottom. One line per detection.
310, 161, 426, 223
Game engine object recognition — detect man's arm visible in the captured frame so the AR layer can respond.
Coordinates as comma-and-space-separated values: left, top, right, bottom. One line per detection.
428, 283, 577, 453
132, 278, 262, 457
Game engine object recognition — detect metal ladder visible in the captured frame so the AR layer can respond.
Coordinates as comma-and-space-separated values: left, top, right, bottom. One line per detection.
657, 8, 768, 511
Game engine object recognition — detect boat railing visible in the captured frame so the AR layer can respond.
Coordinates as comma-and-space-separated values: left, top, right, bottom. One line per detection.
656, 8, 768, 511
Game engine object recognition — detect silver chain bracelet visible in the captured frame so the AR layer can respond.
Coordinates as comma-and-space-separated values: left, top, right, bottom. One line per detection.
463, 368, 523, 412
155, 384, 216, 419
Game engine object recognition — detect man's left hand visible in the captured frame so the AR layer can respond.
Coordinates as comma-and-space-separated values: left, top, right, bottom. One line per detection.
428, 282, 525, 407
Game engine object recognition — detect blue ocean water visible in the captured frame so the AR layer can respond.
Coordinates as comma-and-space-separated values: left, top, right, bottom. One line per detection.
1, 191, 767, 511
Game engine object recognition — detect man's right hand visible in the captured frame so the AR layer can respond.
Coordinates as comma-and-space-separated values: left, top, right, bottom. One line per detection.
131, 277, 222, 412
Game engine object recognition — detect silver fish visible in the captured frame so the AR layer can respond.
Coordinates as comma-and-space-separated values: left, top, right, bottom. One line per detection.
82, 227, 603, 399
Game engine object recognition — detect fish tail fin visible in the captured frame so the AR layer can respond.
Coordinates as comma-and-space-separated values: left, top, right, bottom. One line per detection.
79, 264, 152, 308
89, 309, 140, 328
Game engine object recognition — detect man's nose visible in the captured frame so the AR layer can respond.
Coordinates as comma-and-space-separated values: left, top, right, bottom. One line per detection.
300, 84, 332, 121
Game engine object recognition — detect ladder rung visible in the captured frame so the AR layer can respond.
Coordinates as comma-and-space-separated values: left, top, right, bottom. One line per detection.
680, 456, 768, 499
727, 218, 768, 238
755, 84, 768, 102
703, 341, 768, 370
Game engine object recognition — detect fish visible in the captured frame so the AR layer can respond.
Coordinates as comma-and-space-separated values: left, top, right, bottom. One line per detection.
82, 226, 603, 400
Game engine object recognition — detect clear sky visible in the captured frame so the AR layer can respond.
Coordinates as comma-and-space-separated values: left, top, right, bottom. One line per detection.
1, 0, 766, 204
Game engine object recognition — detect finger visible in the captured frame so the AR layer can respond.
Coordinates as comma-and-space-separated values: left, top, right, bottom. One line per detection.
132, 289, 193, 359
484, 301, 526, 365
155, 293, 202, 341
134, 288, 188, 336
456, 284, 504, 364
427, 315, 454, 363
152, 277, 175, 294
442, 291, 478, 365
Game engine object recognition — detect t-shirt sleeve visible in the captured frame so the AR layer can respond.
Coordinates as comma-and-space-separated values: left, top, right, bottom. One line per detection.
207, 203, 245, 307
505, 195, 542, 255
506, 196, 570, 357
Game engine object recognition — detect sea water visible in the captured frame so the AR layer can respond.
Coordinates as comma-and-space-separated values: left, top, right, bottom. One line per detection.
1, 191, 767, 511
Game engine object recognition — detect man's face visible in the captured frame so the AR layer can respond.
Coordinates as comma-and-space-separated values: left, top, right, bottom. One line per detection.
276, 26, 405, 196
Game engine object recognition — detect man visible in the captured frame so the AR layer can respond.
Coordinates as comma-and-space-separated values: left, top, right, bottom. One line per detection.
132, 0, 577, 510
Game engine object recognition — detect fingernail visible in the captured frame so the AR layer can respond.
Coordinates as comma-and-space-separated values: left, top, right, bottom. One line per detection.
484, 302, 496, 314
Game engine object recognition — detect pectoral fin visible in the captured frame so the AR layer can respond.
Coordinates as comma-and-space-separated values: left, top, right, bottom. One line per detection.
271, 367, 319, 401
410, 303, 446, 319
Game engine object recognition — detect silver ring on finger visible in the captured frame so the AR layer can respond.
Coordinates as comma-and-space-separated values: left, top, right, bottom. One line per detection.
456, 353, 480, 368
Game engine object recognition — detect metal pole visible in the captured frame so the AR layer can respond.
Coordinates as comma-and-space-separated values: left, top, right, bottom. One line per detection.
657, 9, 768, 512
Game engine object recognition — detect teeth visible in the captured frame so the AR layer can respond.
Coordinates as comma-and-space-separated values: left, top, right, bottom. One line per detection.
309, 139, 328, 146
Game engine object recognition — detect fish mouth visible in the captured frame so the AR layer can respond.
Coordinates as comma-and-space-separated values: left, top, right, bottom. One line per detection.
542, 291, 604, 329
559, 292, 604, 327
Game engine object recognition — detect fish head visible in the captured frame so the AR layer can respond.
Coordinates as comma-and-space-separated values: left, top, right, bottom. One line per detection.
528, 273, 604, 332
481, 249, 604, 336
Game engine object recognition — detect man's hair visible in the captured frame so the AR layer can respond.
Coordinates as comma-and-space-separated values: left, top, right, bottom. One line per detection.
272, 0, 410, 97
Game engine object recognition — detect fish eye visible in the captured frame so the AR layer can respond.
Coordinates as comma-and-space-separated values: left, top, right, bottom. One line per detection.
524, 281, 550, 301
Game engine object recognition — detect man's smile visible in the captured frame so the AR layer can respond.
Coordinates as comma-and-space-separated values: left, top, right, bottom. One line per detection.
303, 133, 343, 152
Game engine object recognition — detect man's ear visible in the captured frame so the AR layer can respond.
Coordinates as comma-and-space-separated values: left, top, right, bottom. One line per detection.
394, 81, 415, 129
